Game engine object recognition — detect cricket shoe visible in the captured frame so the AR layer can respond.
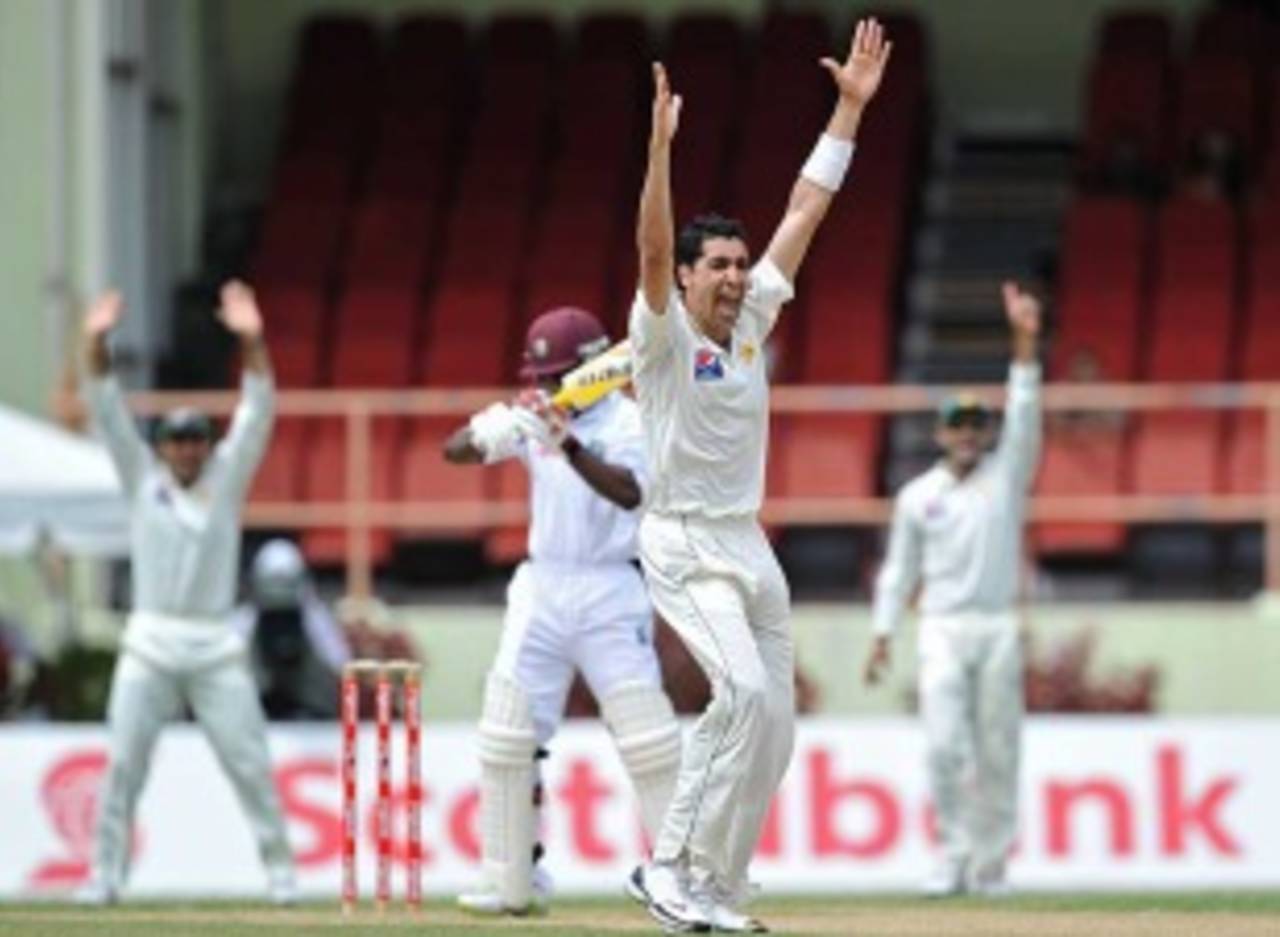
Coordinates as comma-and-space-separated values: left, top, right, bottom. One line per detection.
920, 858, 968, 898
72, 880, 118, 906
689, 879, 770, 933
267, 867, 299, 907
972, 879, 1015, 899
626, 863, 711, 933
970, 860, 1013, 899
456, 864, 553, 916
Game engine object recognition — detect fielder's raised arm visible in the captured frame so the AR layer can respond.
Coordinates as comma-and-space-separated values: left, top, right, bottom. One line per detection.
764, 18, 892, 282
81, 290, 149, 493
996, 281, 1044, 490
215, 280, 276, 496
637, 62, 681, 317
219, 279, 271, 377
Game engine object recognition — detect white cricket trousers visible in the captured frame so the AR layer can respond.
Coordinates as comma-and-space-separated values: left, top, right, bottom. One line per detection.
637, 512, 793, 891
918, 611, 1022, 879
492, 559, 661, 744
92, 614, 293, 890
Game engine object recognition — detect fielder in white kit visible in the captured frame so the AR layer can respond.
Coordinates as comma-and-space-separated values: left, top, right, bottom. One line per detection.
80, 282, 295, 904
444, 306, 682, 916
865, 282, 1043, 897
627, 20, 892, 934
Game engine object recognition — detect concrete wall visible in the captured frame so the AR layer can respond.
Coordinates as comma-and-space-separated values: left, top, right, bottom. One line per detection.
0, 0, 208, 418
353, 601, 1280, 720
0, 0, 61, 417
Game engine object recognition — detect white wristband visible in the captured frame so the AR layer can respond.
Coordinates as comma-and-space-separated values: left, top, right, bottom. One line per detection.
801, 133, 855, 192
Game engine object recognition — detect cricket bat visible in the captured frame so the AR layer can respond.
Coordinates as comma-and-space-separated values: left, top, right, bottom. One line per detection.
551, 339, 633, 410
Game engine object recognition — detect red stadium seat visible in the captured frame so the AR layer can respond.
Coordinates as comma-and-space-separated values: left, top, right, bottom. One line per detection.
270, 153, 354, 203
1225, 412, 1265, 495
421, 284, 514, 386
399, 417, 491, 538
1033, 425, 1128, 555
1192, 5, 1280, 61
331, 337, 414, 389
250, 419, 306, 504
1175, 57, 1260, 170
486, 13, 558, 65
251, 203, 348, 288
1131, 412, 1223, 495
1081, 58, 1171, 178
296, 15, 379, 70
301, 419, 402, 502
342, 201, 434, 288
758, 9, 831, 60
775, 414, 880, 501
299, 419, 401, 566
1242, 233, 1280, 379
254, 286, 328, 386
1098, 11, 1173, 60
1051, 198, 1147, 381
575, 12, 648, 63
1145, 200, 1238, 381
799, 290, 892, 384
387, 14, 468, 91
333, 283, 418, 331
255, 284, 328, 337
667, 12, 743, 63
269, 337, 323, 389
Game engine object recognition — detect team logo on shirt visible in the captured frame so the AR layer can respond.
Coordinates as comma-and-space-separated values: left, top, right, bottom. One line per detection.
693, 348, 725, 382
739, 342, 757, 365
925, 499, 946, 521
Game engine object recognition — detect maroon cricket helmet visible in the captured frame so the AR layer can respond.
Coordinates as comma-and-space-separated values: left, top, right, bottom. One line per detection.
520, 306, 610, 379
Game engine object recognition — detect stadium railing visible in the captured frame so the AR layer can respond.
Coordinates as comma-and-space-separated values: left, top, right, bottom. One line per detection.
128, 383, 1280, 598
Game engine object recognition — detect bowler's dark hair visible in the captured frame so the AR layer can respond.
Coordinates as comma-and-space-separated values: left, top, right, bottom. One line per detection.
676, 213, 749, 269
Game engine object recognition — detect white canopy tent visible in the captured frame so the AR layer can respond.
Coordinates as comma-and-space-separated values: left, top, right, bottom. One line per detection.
0, 403, 128, 556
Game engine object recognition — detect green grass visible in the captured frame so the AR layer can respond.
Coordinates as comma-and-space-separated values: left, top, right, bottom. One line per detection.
1, 894, 1278, 937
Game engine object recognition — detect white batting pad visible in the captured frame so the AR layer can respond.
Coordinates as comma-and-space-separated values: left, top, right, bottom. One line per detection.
477, 672, 538, 910
600, 680, 682, 842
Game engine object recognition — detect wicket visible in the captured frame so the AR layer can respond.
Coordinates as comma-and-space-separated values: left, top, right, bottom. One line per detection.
340, 659, 423, 914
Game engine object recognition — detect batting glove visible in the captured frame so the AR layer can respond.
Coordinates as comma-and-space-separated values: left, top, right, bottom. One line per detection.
467, 402, 522, 463
511, 393, 569, 452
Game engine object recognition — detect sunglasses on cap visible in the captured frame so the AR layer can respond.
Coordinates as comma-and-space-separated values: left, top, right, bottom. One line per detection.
155, 409, 214, 444
938, 395, 991, 429
943, 410, 990, 429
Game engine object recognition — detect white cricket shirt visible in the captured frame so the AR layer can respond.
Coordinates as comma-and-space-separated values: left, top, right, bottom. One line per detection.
491, 391, 650, 565
85, 371, 275, 619
628, 258, 794, 518
872, 363, 1043, 636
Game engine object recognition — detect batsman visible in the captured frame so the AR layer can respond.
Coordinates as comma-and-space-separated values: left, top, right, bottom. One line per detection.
444, 306, 682, 916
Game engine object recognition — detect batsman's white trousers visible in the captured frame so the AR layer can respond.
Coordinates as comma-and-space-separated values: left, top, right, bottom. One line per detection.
93, 612, 294, 890
918, 611, 1022, 879
637, 512, 794, 891
492, 560, 661, 745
